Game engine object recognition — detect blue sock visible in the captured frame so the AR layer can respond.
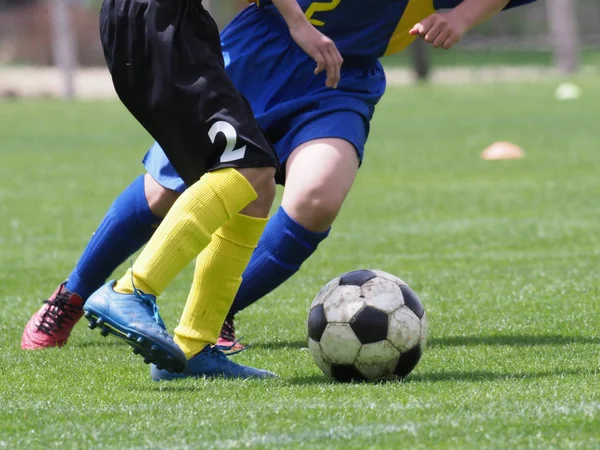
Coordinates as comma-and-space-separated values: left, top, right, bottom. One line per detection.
65, 175, 161, 300
229, 206, 330, 315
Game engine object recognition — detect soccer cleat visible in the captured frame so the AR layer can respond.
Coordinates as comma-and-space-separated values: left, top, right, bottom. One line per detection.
21, 282, 84, 350
83, 280, 186, 373
215, 314, 245, 352
150, 344, 277, 381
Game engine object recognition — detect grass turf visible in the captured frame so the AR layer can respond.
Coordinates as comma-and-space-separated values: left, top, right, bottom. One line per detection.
1, 77, 599, 449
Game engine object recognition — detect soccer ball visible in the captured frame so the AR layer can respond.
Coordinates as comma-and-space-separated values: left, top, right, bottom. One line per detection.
307, 269, 428, 382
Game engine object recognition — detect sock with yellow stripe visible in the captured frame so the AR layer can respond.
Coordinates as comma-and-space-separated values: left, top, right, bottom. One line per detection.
174, 213, 267, 358
114, 168, 256, 296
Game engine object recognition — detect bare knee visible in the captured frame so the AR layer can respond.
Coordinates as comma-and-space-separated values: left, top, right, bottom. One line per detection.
281, 138, 359, 232
284, 186, 344, 232
144, 173, 180, 218
238, 167, 277, 218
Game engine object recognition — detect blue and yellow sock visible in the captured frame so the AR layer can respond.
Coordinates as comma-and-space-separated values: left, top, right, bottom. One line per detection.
65, 175, 160, 300
229, 206, 330, 315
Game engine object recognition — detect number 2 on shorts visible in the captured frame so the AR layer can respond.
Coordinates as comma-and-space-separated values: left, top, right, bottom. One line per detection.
305, 0, 342, 27
208, 121, 247, 163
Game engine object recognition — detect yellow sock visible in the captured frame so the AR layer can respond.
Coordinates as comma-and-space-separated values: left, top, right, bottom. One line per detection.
114, 168, 256, 296
174, 213, 267, 358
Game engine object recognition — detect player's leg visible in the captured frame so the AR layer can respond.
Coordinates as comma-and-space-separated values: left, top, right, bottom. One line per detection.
21, 174, 177, 350
66, 174, 165, 299
217, 98, 375, 347
227, 138, 358, 317
143, 173, 181, 218
139, 136, 361, 352
87, 164, 277, 375
85, 0, 277, 376
281, 139, 359, 231
112, 167, 275, 315
141, 140, 345, 351
149, 168, 278, 381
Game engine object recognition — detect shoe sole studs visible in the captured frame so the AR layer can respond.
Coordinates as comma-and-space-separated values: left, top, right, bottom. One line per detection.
83, 311, 184, 373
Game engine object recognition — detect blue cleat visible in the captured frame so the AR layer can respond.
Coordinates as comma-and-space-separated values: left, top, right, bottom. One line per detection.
83, 280, 186, 373
150, 344, 277, 381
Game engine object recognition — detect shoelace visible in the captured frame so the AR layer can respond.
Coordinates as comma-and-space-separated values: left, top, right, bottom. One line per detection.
130, 267, 164, 328
214, 337, 248, 356
37, 292, 79, 335
212, 340, 247, 357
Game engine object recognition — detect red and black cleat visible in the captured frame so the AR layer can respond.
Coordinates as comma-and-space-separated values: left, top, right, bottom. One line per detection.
21, 282, 84, 350
215, 315, 245, 353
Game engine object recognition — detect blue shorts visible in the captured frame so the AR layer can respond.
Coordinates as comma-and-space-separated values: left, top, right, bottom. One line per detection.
143, 5, 386, 192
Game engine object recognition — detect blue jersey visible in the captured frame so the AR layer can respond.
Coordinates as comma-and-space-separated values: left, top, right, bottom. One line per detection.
255, 0, 536, 57
145, 0, 537, 191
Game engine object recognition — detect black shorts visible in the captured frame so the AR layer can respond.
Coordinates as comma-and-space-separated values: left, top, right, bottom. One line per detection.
99, 0, 278, 187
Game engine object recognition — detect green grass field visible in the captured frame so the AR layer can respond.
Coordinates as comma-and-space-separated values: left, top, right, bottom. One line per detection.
1, 77, 599, 449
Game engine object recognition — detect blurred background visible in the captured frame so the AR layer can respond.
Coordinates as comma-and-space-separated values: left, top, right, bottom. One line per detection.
0, 0, 598, 98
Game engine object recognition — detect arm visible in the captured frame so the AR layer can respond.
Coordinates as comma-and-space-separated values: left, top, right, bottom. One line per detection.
271, 0, 343, 88
271, 0, 309, 29
410, 0, 511, 50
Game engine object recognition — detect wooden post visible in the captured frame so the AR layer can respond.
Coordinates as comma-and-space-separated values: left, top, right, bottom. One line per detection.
546, 0, 580, 74
410, 38, 431, 82
49, 0, 77, 99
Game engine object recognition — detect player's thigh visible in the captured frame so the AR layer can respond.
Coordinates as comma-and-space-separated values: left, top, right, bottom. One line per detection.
282, 138, 359, 232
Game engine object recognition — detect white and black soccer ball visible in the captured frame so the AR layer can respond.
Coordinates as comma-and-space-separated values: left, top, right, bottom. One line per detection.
307, 269, 428, 382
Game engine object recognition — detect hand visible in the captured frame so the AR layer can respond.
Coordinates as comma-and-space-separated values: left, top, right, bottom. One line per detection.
289, 22, 343, 88
409, 11, 468, 50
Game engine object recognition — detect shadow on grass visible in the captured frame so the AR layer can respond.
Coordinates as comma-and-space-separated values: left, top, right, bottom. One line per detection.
287, 367, 590, 386
285, 374, 332, 386
242, 335, 597, 351
74, 339, 127, 349
131, 365, 591, 391
135, 378, 284, 393
252, 340, 307, 350
138, 384, 207, 393
428, 334, 600, 348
